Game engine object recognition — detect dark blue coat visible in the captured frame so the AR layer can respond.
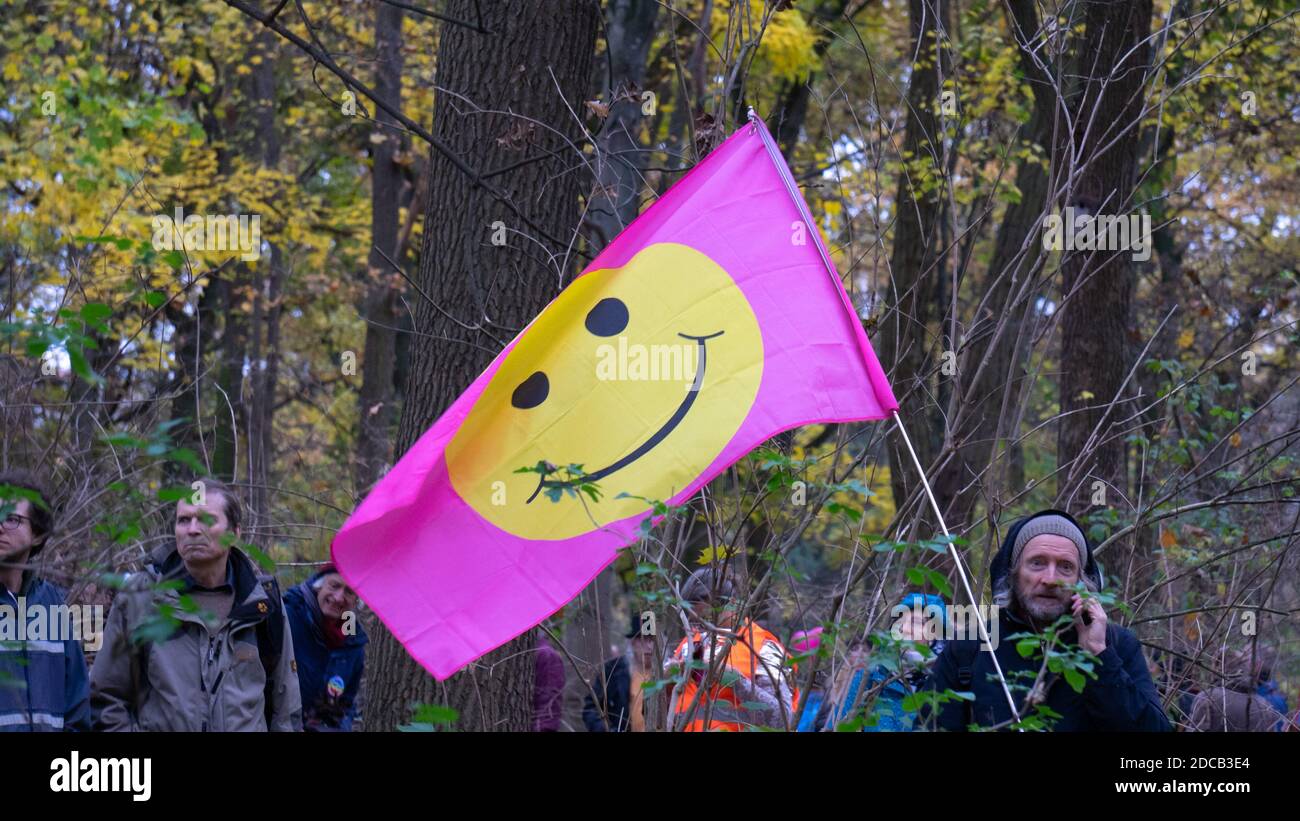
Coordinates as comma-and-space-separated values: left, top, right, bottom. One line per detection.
583, 655, 632, 732
284, 580, 367, 731
924, 510, 1171, 732
0, 573, 91, 732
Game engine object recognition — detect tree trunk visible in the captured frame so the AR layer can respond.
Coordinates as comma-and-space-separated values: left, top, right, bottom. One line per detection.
587, 0, 659, 249
771, 0, 853, 158
881, 0, 950, 521
246, 26, 284, 533
1056, 0, 1154, 512
212, 274, 245, 481
932, 0, 1055, 530
355, 1, 406, 492
364, 0, 599, 732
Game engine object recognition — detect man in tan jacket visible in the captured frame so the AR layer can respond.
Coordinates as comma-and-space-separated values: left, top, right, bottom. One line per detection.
90, 480, 301, 731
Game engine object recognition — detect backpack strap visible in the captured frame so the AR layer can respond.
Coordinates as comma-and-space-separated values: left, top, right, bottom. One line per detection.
951, 641, 978, 728
254, 577, 287, 727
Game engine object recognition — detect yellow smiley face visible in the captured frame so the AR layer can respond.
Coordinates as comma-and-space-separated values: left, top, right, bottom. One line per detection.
446, 242, 764, 540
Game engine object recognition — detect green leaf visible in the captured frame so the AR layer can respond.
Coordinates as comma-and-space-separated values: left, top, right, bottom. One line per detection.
157, 486, 194, 503
1063, 668, 1086, 693
242, 543, 277, 573
67, 346, 99, 383
101, 431, 142, 447
925, 568, 953, 598
167, 447, 206, 473
80, 302, 112, 328
398, 703, 459, 731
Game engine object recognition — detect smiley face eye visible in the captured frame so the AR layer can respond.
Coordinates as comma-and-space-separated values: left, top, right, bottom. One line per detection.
585, 298, 629, 336
512, 371, 549, 409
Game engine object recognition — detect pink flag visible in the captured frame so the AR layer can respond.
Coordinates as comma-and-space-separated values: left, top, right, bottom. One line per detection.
332, 117, 898, 679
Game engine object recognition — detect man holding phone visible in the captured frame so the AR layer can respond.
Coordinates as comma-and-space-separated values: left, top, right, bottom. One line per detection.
923, 510, 1170, 731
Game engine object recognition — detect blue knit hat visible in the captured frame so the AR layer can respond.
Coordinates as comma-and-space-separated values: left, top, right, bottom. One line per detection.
898, 592, 948, 629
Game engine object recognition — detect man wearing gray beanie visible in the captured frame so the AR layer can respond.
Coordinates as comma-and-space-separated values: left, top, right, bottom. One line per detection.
923, 509, 1170, 731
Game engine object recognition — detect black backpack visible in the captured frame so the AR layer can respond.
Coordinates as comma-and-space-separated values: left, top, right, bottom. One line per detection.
253, 577, 287, 726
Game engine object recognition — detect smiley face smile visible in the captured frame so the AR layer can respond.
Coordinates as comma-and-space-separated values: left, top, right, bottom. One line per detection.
525, 330, 724, 503
446, 242, 764, 541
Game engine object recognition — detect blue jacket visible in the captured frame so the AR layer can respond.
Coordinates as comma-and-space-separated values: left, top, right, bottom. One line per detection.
583, 655, 632, 732
816, 664, 927, 731
1258, 681, 1288, 731
284, 579, 367, 731
0, 573, 91, 731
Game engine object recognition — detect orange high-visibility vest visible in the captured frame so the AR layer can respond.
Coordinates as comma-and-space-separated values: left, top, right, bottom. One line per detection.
669, 622, 798, 731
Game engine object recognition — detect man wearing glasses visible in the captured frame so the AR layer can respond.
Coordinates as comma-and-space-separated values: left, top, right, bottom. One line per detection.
0, 470, 91, 732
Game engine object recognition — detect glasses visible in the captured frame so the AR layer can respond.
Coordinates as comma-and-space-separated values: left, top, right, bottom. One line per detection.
1, 513, 30, 531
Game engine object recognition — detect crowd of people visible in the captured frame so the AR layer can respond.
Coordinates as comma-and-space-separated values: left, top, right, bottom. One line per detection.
1, 470, 1293, 732
1, 471, 360, 732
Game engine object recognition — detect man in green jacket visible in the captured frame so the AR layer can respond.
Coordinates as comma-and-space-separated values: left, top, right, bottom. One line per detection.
90, 479, 301, 731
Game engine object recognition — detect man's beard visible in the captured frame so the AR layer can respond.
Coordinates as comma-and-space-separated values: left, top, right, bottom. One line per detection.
1013, 582, 1069, 624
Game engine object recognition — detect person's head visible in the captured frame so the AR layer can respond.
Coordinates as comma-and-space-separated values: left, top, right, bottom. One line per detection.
630, 634, 657, 667
624, 609, 658, 664
994, 511, 1096, 625
310, 565, 358, 621
174, 479, 241, 567
681, 565, 737, 628
892, 592, 947, 643
0, 470, 54, 564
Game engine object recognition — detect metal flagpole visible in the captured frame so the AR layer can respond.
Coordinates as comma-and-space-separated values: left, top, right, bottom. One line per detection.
746, 108, 1022, 725
889, 409, 1021, 723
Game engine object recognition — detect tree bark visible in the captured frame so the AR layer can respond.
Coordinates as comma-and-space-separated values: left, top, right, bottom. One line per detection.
587, 0, 659, 249
355, 1, 406, 492
364, 0, 599, 733
881, 0, 950, 521
1056, 0, 1154, 511
932, 0, 1055, 529
246, 27, 285, 533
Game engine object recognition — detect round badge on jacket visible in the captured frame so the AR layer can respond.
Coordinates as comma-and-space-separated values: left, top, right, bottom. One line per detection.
327, 675, 346, 700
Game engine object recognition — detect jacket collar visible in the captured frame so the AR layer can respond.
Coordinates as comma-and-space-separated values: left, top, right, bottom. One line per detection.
148, 542, 273, 626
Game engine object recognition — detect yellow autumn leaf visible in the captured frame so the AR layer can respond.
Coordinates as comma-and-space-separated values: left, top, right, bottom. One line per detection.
1177, 328, 1195, 349
697, 545, 737, 566
1230, 432, 1242, 447
1159, 528, 1177, 549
